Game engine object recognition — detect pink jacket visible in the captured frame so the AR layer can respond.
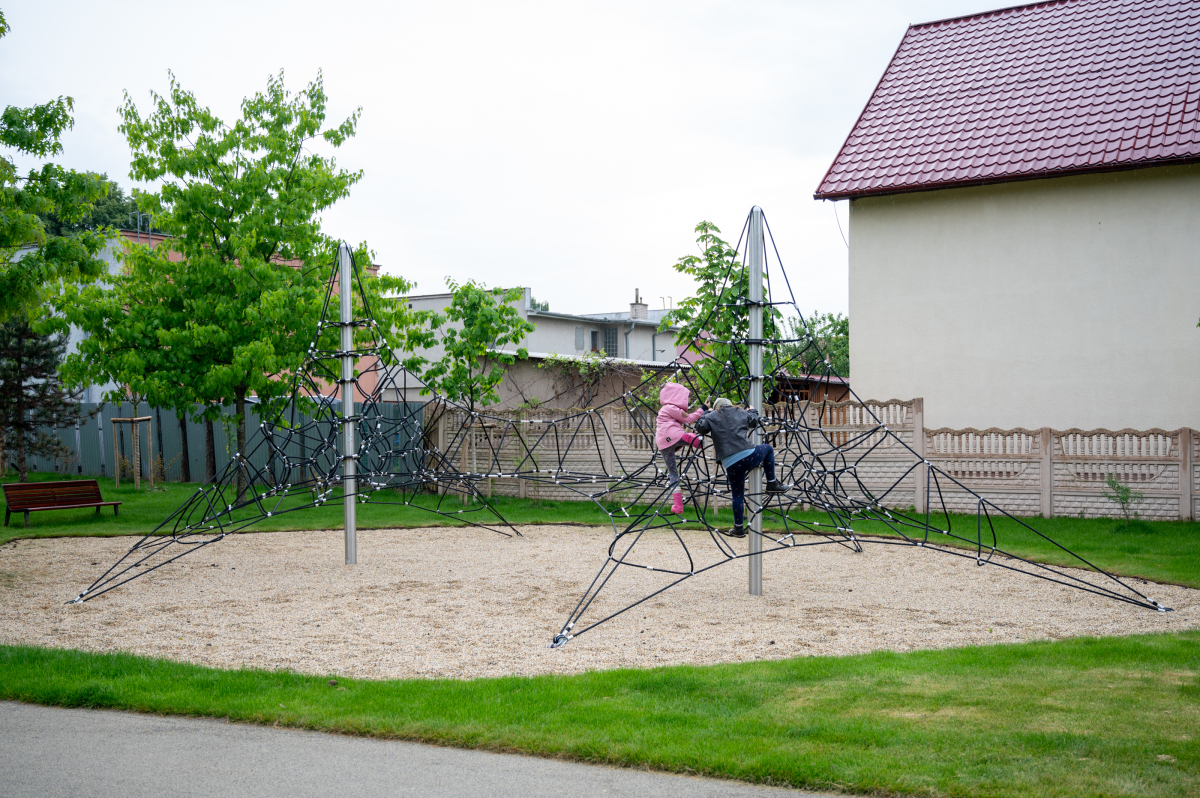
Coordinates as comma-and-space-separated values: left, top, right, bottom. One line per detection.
655, 382, 702, 450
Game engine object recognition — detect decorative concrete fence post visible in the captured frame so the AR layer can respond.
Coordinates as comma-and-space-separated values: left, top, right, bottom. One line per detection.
1181, 427, 1194, 521
913, 398, 926, 514
1040, 427, 1053, 518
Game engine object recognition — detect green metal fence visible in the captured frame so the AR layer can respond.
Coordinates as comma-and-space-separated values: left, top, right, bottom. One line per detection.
10, 401, 425, 485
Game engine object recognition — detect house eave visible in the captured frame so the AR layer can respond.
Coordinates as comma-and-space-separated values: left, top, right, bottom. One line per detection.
815, 156, 1200, 201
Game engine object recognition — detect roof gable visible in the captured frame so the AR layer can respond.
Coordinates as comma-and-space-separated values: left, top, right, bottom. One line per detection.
815, 0, 1200, 200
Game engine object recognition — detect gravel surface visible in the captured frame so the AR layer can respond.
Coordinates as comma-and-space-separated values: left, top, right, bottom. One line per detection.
0, 525, 1195, 680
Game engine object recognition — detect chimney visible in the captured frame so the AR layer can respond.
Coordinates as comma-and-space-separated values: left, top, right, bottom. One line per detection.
630, 288, 648, 320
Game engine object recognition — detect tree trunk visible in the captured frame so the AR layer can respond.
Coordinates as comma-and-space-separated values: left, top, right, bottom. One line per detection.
131, 414, 141, 490
16, 411, 27, 483
119, 424, 127, 482
204, 415, 216, 483
155, 407, 164, 482
178, 412, 192, 483
235, 391, 247, 503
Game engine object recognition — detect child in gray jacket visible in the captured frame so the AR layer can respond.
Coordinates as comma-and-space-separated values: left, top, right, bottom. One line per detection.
695, 398, 788, 537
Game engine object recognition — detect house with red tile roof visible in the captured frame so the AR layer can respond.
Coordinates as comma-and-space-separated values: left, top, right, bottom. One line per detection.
815, 0, 1200, 430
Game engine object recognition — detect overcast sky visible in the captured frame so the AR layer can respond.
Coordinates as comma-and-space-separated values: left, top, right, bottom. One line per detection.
3, 1, 989, 318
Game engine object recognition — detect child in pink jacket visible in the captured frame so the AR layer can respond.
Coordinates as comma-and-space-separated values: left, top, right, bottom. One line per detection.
656, 382, 703, 514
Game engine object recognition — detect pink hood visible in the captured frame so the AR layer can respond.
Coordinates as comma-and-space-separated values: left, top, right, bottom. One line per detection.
655, 382, 702, 450
659, 382, 690, 409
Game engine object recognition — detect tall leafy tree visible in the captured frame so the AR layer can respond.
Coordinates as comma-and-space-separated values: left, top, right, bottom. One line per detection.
106, 70, 369, 500
660, 221, 781, 404
65, 73, 433, 493
0, 11, 109, 324
422, 280, 534, 413
0, 316, 82, 481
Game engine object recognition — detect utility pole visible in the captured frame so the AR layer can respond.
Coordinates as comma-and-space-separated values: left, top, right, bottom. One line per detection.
747, 206, 764, 596
339, 243, 357, 565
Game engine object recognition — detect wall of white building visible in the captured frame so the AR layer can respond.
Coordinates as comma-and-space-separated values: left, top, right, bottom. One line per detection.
403, 289, 677, 364
848, 163, 1200, 430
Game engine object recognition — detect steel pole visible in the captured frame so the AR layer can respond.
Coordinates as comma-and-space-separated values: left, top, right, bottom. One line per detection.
339, 243, 357, 565
747, 206, 764, 596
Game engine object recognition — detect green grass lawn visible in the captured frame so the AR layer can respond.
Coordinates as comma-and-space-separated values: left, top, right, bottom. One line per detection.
5, 471, 1200, 588
837, 512, 1200, 591
1, 633, 1196, 797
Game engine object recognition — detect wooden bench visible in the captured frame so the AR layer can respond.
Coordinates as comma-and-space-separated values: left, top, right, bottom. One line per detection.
3, 480, 122, 527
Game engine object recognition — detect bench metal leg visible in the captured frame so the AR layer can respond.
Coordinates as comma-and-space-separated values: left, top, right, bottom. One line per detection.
114, 506, 119, 517
23, 510, 29, 528
3, 508, 8, 527
96, 506, 100, 514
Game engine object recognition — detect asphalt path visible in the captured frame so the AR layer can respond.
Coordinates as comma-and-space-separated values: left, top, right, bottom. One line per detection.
0, 702, 838, 798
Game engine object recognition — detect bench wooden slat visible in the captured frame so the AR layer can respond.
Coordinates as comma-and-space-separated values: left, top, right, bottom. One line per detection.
3, 479, 122, 527
18, 502, 122, 512
4, 482, 104, 507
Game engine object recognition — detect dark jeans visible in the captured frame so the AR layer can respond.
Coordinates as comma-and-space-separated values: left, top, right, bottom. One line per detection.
726, 444, 776, 526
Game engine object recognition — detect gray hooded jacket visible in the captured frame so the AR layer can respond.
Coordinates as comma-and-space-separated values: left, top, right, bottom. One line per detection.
695, 406, 761, 463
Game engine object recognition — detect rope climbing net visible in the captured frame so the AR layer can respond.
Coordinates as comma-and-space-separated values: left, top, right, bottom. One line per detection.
72, 209, 1172, 647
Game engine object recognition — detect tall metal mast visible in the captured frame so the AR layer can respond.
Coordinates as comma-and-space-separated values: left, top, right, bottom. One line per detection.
339, 243, 357, 565
747, 207, 764, 596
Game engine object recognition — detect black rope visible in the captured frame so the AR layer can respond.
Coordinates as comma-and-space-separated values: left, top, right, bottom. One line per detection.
71, 223, 1173, 651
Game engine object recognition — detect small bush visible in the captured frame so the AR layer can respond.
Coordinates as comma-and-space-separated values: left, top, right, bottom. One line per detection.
1102, 473, 1144, 527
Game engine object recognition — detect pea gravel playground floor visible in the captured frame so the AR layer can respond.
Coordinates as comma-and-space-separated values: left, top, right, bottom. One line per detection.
1, 525, 1196, 680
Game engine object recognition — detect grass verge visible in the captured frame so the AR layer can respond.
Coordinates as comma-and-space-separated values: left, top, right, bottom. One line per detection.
2, 634, 1198, 797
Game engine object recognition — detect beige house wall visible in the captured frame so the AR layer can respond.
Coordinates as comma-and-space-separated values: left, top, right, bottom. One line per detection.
848, 163, 1200, 430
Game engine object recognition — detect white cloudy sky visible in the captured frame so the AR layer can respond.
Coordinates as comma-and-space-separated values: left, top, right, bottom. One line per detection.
2, 0, 987, 317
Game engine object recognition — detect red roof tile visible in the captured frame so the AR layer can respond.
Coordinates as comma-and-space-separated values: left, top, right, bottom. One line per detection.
814, 0, 1200, 199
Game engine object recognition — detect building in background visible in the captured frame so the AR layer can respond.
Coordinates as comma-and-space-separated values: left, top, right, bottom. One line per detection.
815, 0, 1200, 430
390, 288, 684, 409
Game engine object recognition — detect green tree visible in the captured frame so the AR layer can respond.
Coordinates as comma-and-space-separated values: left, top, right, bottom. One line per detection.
659, 221, 781, 403
0, 11, 109, 324
0, 316, 83, 481
782, 311, 849, 378
422, 280, 534, 413
529, 296, 549, 312
104, 70, 375, 500
62, 238, 431, 485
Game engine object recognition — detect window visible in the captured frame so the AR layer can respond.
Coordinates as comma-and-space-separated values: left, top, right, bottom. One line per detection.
603, 327, 618, 357
591, 330, 600, 352
575, 326, 584, 351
